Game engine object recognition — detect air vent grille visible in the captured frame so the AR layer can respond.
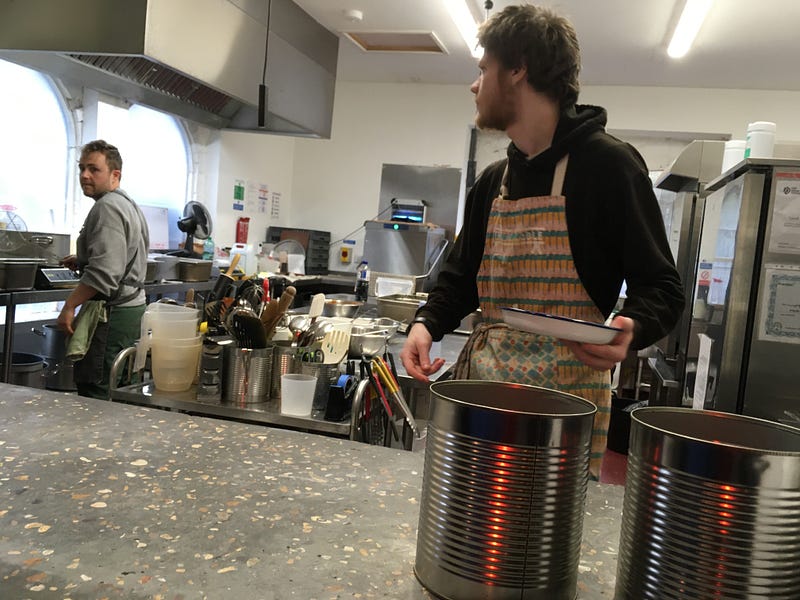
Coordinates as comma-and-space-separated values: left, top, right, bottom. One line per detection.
345, 31, 446, 54
69, 54, 234, 114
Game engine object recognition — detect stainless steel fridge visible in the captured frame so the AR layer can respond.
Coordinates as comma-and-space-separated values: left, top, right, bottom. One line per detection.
689, 157, 800, 427
649, 140, 724, 405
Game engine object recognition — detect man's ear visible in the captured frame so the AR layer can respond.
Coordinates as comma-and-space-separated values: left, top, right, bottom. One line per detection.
510, 65, 527, 86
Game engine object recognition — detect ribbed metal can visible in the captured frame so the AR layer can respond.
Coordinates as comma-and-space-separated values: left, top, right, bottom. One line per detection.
415, 380, 597, 600
222, 346, 273, 405
616, 407, 800, 600
299, 362, 341, 411
269, 344, 296, 400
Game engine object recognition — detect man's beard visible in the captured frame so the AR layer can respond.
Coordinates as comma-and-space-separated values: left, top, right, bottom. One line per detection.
475, 83, 515, 131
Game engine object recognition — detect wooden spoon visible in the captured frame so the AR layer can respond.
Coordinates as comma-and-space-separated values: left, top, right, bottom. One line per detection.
263, 285, 297, 339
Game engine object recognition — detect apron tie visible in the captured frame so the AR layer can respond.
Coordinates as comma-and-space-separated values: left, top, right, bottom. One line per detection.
453, 322, 509, 379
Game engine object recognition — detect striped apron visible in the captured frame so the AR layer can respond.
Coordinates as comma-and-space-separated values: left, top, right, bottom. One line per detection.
454, 155, 611, 478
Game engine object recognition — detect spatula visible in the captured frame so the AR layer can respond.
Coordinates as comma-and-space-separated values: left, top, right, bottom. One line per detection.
229, 306, 267, 349
322, 328, 350, 364
299, 293, 325, 347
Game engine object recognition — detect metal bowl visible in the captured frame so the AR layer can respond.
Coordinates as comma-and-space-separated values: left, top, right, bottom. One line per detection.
348, 326, 386, 359
322, 299, 363, 318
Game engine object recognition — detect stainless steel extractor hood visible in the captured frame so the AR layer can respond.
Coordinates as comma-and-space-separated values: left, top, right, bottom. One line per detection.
0, 0, 338, 137
655, 140, 724, 192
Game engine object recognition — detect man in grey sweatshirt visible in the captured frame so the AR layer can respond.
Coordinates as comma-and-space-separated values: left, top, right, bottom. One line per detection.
58, 140, 149, 399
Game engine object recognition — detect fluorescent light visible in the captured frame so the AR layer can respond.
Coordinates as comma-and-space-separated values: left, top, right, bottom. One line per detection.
444, 0, 483, 58
667, 0, 713, 58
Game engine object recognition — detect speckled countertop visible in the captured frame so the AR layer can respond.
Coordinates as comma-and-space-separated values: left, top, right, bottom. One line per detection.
0, 384, 623, 599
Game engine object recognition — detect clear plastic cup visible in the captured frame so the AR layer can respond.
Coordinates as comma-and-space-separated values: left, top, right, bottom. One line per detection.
280, 373, 317, 416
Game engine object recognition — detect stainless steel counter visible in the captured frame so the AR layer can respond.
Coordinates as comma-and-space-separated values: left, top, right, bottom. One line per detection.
1, 280, 216, 383
111, 381, 351, 436
111, 333, 468, 443
0, 383, 624, 598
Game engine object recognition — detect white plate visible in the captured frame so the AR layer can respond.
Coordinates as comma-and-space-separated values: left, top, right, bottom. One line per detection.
501, 308, 622, 344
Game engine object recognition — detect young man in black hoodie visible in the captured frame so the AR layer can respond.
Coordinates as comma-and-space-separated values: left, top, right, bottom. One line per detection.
400, 4, 683, 477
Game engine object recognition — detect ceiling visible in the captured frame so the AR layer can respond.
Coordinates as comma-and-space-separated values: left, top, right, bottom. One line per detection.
293, 0, 800, 91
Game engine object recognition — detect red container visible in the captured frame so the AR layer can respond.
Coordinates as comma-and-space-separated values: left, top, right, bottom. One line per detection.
236, 217, 250, 244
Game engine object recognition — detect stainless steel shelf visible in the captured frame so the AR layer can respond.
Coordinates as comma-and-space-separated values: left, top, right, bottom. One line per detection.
111, 382, 350, 436
1, 279, 217, 383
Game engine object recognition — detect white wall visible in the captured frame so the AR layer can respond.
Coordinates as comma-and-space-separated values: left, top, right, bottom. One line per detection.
211, 130, 296, 256
202, 82, 800, 273
292, 82, 475, 270
583, 86, 800, 142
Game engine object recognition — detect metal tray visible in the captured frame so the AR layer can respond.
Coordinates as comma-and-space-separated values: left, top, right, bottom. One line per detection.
376, 292, 429, 323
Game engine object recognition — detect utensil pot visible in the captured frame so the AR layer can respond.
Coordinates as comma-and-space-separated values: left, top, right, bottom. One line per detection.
415, 380, 596, 600
299, 362, 340, 411
223, 346, 273, 405
615, 407, 800, 600
269, 343, 296, 399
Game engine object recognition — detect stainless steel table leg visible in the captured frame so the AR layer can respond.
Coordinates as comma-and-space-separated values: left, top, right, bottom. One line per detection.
2, 298, 15, 383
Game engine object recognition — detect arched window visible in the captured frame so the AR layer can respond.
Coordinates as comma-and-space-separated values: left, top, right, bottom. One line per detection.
0, 59, 69, 233
92, 99, 190, 250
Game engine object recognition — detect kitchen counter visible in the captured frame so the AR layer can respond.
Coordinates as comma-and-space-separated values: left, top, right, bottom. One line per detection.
111, 333, 468, 444
1, 280, 216, 383
0, 384, 623, 599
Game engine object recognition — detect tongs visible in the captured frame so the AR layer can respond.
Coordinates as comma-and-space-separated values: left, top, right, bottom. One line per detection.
370, 355, 419, 437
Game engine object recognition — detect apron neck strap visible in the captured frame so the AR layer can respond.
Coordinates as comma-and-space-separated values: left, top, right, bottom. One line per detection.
499, 153, 570, 199
550, 154, 569, 196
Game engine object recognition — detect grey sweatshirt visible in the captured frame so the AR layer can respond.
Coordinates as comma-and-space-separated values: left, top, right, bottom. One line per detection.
77, 188, 150, 306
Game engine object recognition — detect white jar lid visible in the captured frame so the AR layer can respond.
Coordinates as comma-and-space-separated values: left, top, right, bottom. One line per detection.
747, 121, 777, 132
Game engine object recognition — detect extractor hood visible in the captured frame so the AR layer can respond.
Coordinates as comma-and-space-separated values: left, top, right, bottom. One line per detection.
0, 0, 338, 137
655, 140, 724, 192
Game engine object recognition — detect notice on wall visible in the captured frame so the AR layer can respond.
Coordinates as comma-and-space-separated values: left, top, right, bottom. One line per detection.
758, 265, 800, 344
693, 333, 714, 410
769, 172, 800, 254
707, 261, 732, 306
232, 179, 245, 211
270, 191, 281, 219
256, 183, 269, 214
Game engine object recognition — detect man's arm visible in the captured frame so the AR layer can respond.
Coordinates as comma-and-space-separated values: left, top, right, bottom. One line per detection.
57, 282, 98, 335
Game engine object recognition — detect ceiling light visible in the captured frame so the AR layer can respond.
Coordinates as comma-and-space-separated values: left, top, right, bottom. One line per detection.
667, 0, 713, 59
444, 0, 483, 59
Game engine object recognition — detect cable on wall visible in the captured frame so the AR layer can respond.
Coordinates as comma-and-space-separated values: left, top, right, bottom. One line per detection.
258, 0, 273, 128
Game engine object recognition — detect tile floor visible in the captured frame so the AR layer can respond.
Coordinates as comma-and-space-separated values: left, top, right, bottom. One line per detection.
599, 449, 629, 486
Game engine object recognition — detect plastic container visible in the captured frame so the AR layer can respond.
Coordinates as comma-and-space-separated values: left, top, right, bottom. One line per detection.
354, 260, 370, 302
280, 373, 317, 416
151, 336, 202, 392
744, 121, 776, 159
721, 139, 746, 173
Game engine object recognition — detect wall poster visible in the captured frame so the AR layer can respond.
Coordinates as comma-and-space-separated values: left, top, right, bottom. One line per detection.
758, 264, 800, 344
768, 172, 800, 254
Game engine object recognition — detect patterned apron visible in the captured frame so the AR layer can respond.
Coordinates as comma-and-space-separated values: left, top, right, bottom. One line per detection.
454, 155, 611, 478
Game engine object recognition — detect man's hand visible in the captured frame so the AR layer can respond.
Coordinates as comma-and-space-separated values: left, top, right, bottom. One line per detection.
57, 305, 76, 335
60, 254, 79, 271
400, 323, 446, 383
563, 315, 635, 371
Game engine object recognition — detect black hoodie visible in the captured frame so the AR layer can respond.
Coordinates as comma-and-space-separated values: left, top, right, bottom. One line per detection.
416, 104, 684, 350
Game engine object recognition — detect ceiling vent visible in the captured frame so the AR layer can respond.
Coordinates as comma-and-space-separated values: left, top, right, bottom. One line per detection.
345, 31, 447, 54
